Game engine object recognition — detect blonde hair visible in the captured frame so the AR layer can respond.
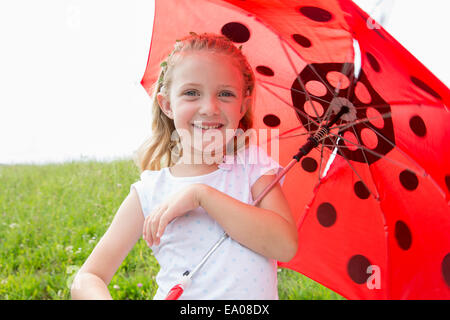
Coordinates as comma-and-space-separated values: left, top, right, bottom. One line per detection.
133, 32, 256, 172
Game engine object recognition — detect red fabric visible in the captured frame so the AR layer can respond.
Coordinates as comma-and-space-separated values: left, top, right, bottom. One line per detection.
141, 0, 450, 299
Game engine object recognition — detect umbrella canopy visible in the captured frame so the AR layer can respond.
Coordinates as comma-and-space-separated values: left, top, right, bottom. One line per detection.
140, 0, 450, 299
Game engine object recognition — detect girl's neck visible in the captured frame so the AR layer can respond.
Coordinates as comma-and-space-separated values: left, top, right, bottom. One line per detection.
169, 147, 224, 177
169, 161, 220, 177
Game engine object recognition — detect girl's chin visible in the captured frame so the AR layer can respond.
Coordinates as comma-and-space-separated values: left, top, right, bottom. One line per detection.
191, 143, 225, 154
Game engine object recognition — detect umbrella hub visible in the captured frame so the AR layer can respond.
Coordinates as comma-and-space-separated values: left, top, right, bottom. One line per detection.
293, 106, 349, 161
329, 97, 357, 123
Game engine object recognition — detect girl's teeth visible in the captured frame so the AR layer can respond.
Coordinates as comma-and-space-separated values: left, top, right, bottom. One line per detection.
193, 124, 222, 129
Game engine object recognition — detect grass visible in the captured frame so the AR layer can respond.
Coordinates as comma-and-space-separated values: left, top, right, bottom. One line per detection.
0, 159, 345, 300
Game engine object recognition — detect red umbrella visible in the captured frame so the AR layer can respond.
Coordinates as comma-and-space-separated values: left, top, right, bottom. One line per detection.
140, 0, 450, 299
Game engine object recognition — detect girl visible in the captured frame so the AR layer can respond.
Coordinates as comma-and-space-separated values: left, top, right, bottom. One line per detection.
71, 32, 297, 300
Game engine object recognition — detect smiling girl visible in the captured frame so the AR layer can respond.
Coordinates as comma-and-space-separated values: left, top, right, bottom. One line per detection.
71, 32, 297, 300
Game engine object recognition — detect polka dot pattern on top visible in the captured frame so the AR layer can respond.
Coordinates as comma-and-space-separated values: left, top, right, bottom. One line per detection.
409, 115, 427, 137
347, 254, 372, 284
221, 22, 250, 43
394, 220, 412, 251
410, 76, 442, 100
299, 6, 333, 22
316, 202, 337, 227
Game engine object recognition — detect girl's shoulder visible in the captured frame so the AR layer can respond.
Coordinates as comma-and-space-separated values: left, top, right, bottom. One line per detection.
140, 169, 161, 179
236, 143, 286, 187
136, 169, 166, 186
234, 143, 279, 168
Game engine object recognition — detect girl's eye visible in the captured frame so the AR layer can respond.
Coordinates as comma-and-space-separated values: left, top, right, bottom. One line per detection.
184, 90, 198, 96
183, 90, 235, 97
220, 91, 235, 97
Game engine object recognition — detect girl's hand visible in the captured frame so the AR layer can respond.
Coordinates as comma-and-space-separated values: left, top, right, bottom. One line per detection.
143, 184, 204, 247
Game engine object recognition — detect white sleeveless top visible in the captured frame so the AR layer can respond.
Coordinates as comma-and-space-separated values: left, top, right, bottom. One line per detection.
130, 144, 285, 300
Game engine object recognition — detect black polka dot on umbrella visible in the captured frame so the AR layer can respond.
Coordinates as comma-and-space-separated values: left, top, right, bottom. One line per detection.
365, 52, 381, 72
316, 202, 336, 227
256, 65, 274, 76
347, 254, 372, 284
262, 114, 280, 127
394, 220, 412, 250
410, 76, 442, 100
354, 181, 370, 200
221, 22, 250, 43
445, 175, 450, 192
299, 6, 333, 22
442, 253, 450, 287
399, 170, 419, 191
301, 157, 318, 172
292, 34, 312, 48
409, 115, 427, 137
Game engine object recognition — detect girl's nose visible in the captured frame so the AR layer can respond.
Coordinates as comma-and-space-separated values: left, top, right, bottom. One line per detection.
199, 96, 220, 116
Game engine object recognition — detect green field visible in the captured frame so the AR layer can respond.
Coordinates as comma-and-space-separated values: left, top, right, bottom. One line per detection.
0, 159, 345, 300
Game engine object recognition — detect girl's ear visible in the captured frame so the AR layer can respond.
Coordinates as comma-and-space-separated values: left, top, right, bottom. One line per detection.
240, 95, 251, 117
157, 93, 173, 119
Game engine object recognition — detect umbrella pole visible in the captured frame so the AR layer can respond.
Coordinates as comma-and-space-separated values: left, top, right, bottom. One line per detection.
293, 106, 349, 162
165, 107, 350, 299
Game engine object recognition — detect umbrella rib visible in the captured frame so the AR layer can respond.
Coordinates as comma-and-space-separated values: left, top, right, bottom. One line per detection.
354, 100, 444, 110
275, 111, 393, 140
324, 134, 379, 201
321, 57, 357, 129
350, 117, 391, 297
278, 37, 326, 130
259, 82, 321, 128
332, 111, 392, 132
350, 125, 381, 200
275, 109, 391, 142
277, 126, 326, 140
332, 103, 445, 196
359, 121, 447, 198
306, 65, 335, 98
321, 144, 355, 148
326, 131, 426, 177
257, 78, 333, 105
276, 124, 308, 137
286, 34, 355, 104
318, 139, 326, 183
346, 65, 357, 103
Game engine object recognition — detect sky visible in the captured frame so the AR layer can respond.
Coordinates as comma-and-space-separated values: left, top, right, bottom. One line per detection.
0, 0, 448, 165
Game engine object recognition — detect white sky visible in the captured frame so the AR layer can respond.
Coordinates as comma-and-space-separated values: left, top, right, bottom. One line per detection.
0, 0, 448, 165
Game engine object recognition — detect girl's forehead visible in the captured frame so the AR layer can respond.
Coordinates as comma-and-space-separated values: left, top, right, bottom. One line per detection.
171, 51, 243, 87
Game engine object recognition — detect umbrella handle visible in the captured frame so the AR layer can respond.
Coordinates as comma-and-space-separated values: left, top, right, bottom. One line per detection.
164, 274, 191, 300
165, 284, 184, 300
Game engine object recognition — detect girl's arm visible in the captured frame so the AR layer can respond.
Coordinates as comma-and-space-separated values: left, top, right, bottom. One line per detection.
197, 173, 298, 262
71, 188, 144, 299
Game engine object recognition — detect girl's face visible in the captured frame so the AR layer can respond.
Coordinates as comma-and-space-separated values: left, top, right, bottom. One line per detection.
157, 51, 251, 162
